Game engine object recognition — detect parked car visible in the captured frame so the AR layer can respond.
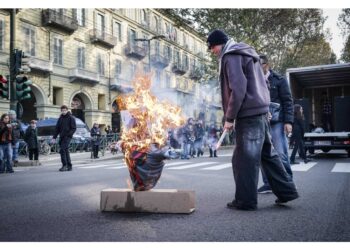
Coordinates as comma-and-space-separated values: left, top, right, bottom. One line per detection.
36, 117, 91, 151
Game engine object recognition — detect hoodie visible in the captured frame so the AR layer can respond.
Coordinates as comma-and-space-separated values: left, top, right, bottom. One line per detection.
219, 39, 270, 122
53, 112, 77, 139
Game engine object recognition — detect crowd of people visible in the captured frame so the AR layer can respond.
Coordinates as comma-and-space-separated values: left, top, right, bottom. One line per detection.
167, 118, 234, 160
0, 109, 40, 174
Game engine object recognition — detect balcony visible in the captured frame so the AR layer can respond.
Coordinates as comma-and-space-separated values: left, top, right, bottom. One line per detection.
28, 57, 53, 73
189, 68, 203, 81
69, 68, 100, 84
90, 29, 117, 49
124, 44, 147, 60
151, 54, 170, 69
42, 9, 78, 33
110, 77, 133, 93
171, 62, 187, 75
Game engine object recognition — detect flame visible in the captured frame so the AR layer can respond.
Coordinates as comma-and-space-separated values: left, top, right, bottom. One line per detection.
116, 74, 185, 159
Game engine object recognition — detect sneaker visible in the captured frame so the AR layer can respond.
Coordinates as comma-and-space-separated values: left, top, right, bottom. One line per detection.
257, 185, 273, 194
304, 159, 309, 164
227, 200, 257, 211
59, 166, 68, 172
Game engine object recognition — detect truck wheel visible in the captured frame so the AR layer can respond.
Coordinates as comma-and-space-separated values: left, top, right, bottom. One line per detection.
321, 148, 331, 153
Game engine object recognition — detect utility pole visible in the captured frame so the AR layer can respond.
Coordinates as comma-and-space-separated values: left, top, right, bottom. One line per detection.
9, 8, 17, 112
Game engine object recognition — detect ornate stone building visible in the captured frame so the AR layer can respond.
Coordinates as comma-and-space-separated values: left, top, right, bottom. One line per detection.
0, 8, 223, 131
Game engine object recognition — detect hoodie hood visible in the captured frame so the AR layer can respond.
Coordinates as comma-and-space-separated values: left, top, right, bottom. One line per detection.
220, 39, 260, 62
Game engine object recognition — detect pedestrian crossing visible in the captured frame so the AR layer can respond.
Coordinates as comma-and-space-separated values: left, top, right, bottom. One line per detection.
14, 158, 350, 173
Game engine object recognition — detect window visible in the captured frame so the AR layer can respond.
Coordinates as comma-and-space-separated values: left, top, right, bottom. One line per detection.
77, 47, 85, 69
166, 74, 171, 88
76, 9, 85, 26
164, 45, 172, 61
130, 63, 136, 78
183, 54, 189, 70
115, 59, 122, 76
155, 70, 161, 84
23, 26, 36, 56
96, 13, 105, 35
97, 54, 105, 76
128, 29, 136, 46
114, 22, 122, 42
53, 38, 63, 65
153, 16, 159, 33
154, 41, 160, 55
174, 50, 180, 65
141, 10, 147, 25
53, 87, 63, 106
0, 19, 4, 51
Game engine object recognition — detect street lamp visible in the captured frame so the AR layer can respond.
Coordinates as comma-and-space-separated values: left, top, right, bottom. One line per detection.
134, 35, 165, 72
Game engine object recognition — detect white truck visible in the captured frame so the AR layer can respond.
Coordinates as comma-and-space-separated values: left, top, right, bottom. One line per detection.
286, 63, 350, 157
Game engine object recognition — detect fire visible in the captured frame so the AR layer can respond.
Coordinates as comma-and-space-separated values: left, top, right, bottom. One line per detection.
116, 74, 185, 160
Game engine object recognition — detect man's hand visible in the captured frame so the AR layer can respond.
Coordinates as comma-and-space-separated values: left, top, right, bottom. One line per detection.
284, 123, 292, 134
224, 121, 235, 131
267, 112, 272, 121
51, 138, 56, 144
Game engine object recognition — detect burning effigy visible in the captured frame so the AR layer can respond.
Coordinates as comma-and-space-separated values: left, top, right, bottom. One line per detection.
116, 75, 185, 191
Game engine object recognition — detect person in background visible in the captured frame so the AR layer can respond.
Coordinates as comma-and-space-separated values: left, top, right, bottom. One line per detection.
257, 55, 294, 194
52, 105, 77, 172
24, 120, 40, 166
194, 120, 205, 157
290, 104, 309, 164
208, 123, 218, 157
207, 29, 298, 210
0, 114, 15, 173
91, 122, 101, 159
8, 110, 24, 167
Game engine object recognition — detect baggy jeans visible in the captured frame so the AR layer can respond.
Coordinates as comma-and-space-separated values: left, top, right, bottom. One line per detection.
232, 114, 299, 208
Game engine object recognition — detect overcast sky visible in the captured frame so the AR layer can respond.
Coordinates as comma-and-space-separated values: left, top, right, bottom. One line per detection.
322, 9, 344, 59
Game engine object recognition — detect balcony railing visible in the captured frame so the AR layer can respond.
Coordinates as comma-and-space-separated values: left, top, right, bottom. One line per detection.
124, 44, 147, 60
151, 54, 170, 69
28, 57, 53, 73
110, 77, 133, 92
42, 9, 78, 33
189, 68, 203, 81
90, 29, 117, 48
69, 68, 100, 84
171, 62, 187, 75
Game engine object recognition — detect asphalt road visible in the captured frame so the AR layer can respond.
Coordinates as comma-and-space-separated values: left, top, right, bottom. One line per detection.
0, 149, 349, 242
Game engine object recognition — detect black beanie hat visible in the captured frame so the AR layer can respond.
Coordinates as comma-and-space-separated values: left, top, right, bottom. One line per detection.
207, 29, 229, 49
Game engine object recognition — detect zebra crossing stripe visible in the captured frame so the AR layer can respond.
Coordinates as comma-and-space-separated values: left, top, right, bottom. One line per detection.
291, 162, 317, 172
167, 162, 218, 170
165, 161, 192, 167
331, 163, 350, 173
201, 163, 232, 170
77, 165, 111, 169
105, 166, 127, 169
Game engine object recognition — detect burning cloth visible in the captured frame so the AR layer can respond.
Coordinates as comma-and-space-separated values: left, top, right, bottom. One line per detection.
116, 75, 184, 191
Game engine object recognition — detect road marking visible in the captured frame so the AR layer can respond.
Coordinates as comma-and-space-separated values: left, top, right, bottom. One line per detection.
167, 162, 218, 170
291, 162, 317, 172
201, 163, 232, 170
165, 161, 192, 167
105, 166, 127, 169
331, 163, 350, 173
215, 153, 233, 157
77, 165, 111, 169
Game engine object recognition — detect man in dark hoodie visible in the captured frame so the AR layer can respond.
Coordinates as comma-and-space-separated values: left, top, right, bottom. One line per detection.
52, 105, 77, 172
207, 29, 298, 210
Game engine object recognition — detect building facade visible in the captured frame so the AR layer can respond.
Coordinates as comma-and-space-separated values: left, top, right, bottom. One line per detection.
0, 8, 223, 131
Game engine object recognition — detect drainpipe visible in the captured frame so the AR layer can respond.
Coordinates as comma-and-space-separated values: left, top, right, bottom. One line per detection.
108, 50, 111, 105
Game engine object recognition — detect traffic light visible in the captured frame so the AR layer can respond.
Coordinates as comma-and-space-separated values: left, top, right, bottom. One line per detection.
14, 50, 30, 75
0, 75, 9, 99
15, 76, 32, 101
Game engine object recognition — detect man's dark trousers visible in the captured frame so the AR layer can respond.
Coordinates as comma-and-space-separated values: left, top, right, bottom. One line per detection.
59, 136, 72, 168
232, 114, 298, 208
